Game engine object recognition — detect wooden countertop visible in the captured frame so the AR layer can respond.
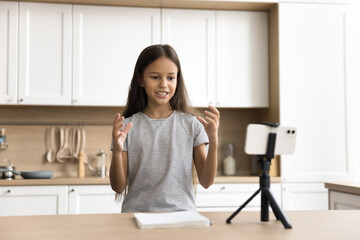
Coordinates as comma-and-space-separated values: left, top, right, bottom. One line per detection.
1, 210, 359, 240
325, 182, 360, 195
0, 176, 281, 186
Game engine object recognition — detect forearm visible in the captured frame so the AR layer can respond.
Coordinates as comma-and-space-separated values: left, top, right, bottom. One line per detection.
198, 142, 218, 188
109, 151, 127, 193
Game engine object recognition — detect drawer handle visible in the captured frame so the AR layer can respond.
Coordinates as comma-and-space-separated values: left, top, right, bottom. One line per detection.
220, 187, 226, 191
70, 189, 75, 192
6, 189, 11, 193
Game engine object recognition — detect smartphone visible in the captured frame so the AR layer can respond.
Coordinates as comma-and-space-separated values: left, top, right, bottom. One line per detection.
244, 124, 297, 155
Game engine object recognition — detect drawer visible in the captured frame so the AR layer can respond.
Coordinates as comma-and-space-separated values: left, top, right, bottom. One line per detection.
195, 183, 282, 209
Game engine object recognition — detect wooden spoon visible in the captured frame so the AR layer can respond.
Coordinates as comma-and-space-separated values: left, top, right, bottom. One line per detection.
56, 127, 73, 163
46, 126, 56, 163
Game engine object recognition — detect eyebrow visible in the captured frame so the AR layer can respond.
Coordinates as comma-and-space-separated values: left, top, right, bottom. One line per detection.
148, 72, 176, 75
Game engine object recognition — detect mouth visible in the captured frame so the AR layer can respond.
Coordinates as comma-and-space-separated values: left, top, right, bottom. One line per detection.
155, 91, 169, 98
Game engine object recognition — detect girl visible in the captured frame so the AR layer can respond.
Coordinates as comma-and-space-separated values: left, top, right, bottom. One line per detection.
110, 44, 219, 213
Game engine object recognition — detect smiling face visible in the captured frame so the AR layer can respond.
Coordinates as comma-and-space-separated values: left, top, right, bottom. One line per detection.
141, 57, 178, 108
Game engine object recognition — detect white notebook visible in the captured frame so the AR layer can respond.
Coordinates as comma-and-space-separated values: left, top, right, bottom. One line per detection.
134, 211, 212, 229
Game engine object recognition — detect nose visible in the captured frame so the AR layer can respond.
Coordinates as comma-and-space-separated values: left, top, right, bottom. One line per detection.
159, 77, 167, 88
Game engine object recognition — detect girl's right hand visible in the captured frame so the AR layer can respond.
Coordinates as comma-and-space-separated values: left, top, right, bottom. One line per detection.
112, 114, 133, 152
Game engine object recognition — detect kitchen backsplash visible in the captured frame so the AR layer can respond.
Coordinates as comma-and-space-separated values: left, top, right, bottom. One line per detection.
0, 106, 273, 178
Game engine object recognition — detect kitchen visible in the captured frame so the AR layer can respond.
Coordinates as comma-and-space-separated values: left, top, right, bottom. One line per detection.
1, 0, 360, 238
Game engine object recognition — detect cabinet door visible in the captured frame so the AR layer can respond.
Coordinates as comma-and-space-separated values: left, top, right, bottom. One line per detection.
216, 11, 269, 107
162, 9, 216, 107
0, 186, 68, 216
195, 183, 281, 212
279, 4, 353, 182
282, 183, 328, 210
68, 185, 121, 214
18, 2, 72, 105
0, 1, 17, 105
73, 5, 160, 106
329, 191, 360, 210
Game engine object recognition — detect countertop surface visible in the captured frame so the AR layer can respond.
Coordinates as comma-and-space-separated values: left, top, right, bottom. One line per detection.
325, 182, 360, 195
0, 176, 282, 186
1, 210, 359, 240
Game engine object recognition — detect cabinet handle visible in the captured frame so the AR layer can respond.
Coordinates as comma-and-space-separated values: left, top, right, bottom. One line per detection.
70, 189, 75, 192
220, 186, 226, 191
6, 189, 11, 193
18, 98, 23, 102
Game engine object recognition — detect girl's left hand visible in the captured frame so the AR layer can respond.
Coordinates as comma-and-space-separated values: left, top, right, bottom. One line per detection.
197, 106, 220, 144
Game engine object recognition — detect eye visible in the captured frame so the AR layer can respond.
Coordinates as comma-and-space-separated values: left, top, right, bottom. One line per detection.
150, 76, 159, 80
168, 76, 176, 80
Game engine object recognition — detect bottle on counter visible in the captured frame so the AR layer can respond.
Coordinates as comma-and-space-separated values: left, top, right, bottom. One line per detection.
223, 143, 236, 176
0, 128, 8, 150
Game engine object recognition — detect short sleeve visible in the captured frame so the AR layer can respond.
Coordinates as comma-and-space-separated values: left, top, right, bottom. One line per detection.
193, 119, 209, 148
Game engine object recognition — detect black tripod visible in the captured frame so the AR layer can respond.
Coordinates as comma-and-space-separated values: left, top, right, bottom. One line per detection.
226, 123, 292, 229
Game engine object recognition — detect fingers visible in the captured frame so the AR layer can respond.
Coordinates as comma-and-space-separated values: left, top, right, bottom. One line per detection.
203, 106, 220, 125
122, 122, 133, 135
112, 113, 132, 137
208, 105, 220, 116
206, 106, 220, 120
113, 114, 124, 129
204, 110, 217, 123
197, 116, 207, 126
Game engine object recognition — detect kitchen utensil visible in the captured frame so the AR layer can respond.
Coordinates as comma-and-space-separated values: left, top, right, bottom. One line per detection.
88, 149, 107, 178
0, 159, 15, 179
56, 127, 73, 163
56, 127, 65, 163
46, 126, 56, 163
0, 169, 53, 179
73, 127, 81, 159
80, 126, 88, 164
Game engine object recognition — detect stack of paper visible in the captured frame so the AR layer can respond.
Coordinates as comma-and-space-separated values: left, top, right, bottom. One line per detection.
134, 211, 212, 229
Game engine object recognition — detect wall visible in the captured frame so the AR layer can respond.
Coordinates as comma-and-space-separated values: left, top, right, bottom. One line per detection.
0, 106, 270, 178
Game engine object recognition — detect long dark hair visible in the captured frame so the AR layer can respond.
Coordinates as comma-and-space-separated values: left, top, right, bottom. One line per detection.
122, 44, 193, 118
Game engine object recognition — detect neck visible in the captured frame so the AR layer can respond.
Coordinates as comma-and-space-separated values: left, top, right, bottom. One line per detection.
143, 104, 174, 119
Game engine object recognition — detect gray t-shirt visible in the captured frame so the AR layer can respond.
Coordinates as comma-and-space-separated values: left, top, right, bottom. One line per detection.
118, 110, 208, 213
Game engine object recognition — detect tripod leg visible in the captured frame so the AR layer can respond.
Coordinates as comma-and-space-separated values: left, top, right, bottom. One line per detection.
226, 188, 261, 224
263, 188, 292, 229
261, 191, 269, 222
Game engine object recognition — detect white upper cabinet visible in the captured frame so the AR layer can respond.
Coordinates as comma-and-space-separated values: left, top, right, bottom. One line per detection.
4, 2, 270, 107
162, 9, 269, 108
73, 5, 160, 106
279, 4, 352, 182
0, 1, 17, 105
18, 2, 72, 105
161, 9, 216, 107
216, 11, 269, 108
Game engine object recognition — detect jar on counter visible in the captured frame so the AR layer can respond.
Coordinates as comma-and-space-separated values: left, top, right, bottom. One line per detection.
223, 143, 236, 176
